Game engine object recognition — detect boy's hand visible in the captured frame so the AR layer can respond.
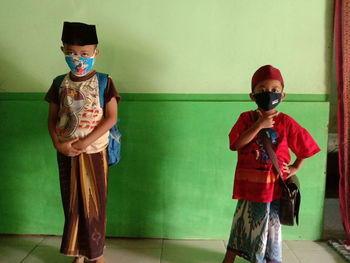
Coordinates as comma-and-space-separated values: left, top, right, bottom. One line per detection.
55, 138, 82, 157
72, 139, 88, 152
256, 110, 278, 129
282, 162, 299, 178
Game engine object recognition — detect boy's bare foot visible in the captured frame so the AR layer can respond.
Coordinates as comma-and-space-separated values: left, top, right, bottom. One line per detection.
72, 256, 84, 263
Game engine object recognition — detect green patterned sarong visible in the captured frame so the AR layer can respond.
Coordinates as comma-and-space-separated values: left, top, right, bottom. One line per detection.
227, 199, 282, 263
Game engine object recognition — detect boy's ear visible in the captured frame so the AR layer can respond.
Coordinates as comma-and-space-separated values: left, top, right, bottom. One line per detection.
249, 93, 256, 101
281, 92, 286, 101
95, 49, 100, 56
60, 46, 64, 53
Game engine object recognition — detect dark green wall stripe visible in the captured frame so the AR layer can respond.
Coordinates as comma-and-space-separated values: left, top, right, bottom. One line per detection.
0, 93, 328, 102
0, 100, 329, 239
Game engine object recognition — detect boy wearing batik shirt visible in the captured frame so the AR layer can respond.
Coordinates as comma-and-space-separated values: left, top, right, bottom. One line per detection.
45, 22, 120, 263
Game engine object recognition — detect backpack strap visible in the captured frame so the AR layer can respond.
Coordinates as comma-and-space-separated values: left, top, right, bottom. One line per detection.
53, 74, 67, 89
53, 72, 109, 110
96, 72, 109, 108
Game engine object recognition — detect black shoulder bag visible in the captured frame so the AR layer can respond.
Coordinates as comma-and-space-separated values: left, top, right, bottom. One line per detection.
260, 129, 301, 226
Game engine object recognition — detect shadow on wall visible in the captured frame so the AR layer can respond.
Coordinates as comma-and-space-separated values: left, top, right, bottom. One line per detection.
95, 28, 170, 237
106, 102, 170, 238
98, 26, 235, 240
324, 0, 337, 133
106, 100, 238, 239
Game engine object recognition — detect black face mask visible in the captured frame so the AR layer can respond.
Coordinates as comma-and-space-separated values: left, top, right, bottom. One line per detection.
253, 92, 282, 111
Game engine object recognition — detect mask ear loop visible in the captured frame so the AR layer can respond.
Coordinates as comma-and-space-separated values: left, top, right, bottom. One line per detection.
90, 49, 97, 59
90, 53, 96, 68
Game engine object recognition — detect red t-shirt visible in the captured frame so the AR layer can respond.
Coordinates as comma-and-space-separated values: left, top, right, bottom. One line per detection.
229, 110, 320, 203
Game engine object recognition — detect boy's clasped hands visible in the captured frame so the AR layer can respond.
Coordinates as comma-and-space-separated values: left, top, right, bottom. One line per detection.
55, 138, 87, 157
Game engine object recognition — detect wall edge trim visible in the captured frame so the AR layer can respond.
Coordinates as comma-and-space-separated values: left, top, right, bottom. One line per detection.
0, 93, 329, 102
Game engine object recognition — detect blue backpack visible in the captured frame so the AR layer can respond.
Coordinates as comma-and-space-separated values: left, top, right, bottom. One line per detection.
53, 72, 121, 166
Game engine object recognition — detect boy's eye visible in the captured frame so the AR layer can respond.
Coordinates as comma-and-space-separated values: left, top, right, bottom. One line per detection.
81, 53, 90, 57
65, 52, 74, 56
255, 87, 264, 93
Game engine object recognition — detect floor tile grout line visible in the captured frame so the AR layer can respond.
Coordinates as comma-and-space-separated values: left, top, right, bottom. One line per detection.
159, 238, 164, 263
18, 236, 46, 263
222, 239, 226, 250
288, 247, 303, 263
283, 241, 290, 250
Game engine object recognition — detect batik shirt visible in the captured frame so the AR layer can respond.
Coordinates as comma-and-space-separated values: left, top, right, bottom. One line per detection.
229, 110, 320, 203
45, 70, 120, 154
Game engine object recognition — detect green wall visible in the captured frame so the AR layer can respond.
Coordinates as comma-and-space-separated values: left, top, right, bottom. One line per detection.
0, 0, 332, 240
0, 95, 329, 240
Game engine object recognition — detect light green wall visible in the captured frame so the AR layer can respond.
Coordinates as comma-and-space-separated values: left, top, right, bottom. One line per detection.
0, 0, 333, 94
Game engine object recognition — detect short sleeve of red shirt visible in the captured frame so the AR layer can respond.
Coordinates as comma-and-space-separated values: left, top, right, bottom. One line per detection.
285, 115, 321, 159
228, 112, 254, 151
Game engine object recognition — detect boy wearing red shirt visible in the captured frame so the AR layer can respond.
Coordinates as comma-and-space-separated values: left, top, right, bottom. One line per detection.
222, 65, 320, 263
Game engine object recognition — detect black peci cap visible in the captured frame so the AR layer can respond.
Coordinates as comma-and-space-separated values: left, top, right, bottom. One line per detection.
61, 22, 98, 45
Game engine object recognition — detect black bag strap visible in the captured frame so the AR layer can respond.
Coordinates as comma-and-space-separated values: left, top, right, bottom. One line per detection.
259, 127, 300, 225
259, 130, 286, 186
253, 111, 286, 185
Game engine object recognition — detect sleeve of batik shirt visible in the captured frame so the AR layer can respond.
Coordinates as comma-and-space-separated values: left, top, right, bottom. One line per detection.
44, 82, 59, 104
105, 77, 121, 104
286, 115, 321, 159
228, 112, 251, 151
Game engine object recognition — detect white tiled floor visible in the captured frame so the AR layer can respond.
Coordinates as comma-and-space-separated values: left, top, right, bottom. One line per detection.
0, 198, 347, 262
0, 235, 347, 263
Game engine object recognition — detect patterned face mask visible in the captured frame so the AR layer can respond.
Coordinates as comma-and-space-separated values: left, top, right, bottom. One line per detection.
65, 55, 95, 77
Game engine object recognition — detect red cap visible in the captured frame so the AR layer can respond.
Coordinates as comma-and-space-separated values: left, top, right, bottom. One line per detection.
251, 65, 284, 91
